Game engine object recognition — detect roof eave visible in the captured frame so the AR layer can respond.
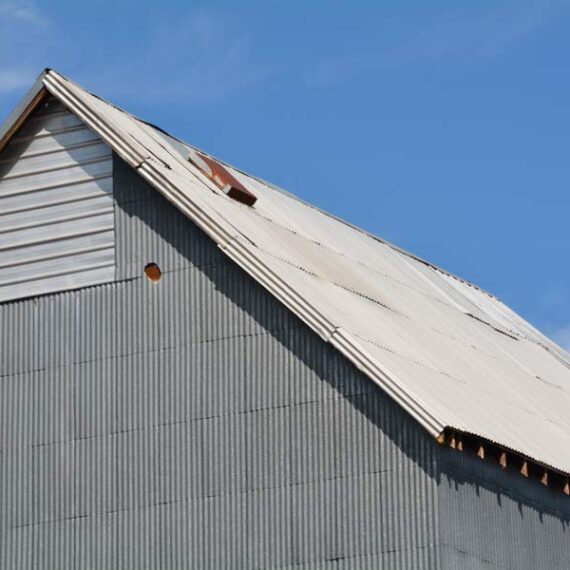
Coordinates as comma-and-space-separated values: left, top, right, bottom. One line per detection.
10, 69, 567, 484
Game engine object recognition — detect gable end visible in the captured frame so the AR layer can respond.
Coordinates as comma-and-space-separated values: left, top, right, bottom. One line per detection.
0, 95, 115, 302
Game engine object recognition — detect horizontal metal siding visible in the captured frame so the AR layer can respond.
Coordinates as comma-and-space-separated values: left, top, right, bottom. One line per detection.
438, 448, 570, 570
0, 96, 114, 302
0, 159, 440, 568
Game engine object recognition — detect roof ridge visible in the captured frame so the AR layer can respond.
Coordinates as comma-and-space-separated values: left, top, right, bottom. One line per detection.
51, 70, 498, 302
4, 68, 569, 480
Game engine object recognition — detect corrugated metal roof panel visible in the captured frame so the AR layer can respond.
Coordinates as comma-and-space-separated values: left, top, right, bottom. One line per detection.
27, 69, 570, 476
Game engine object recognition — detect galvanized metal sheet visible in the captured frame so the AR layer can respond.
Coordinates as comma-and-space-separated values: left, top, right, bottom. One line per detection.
0, 209, 439, 566
37, 70, 570, 477
439, 447, 570, 569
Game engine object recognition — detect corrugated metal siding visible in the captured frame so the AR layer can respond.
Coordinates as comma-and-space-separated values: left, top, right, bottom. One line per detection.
0, 157, 440, 568
0, 95, 114, 302
113, 152, 224, 280
40, 70, 570, 477
438, 447, 570, 569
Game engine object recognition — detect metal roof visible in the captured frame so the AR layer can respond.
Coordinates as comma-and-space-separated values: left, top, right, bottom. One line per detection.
4, 69, 570, 475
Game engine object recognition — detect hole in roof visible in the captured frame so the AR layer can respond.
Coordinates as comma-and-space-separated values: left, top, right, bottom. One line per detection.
187, 149, 257, 207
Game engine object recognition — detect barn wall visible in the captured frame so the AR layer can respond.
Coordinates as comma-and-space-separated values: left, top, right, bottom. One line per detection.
0, 96, 114, 302
438, 446, 570, 569
0, 154, 441, 569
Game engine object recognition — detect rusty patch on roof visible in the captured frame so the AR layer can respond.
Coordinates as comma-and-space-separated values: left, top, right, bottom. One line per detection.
187, 149, 257, 206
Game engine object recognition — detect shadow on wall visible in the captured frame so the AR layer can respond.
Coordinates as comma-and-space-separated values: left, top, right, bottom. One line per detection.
117, 155, 570, 545
439, 444, 570, 522
115, 155, 439, 478
438, 439, 570, 569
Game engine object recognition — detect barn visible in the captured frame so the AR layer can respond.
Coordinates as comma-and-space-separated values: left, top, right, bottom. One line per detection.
0, 69, 569, 569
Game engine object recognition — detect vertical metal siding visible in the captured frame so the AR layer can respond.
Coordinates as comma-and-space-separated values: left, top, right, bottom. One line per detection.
113, 152, 223, 280
0, 145, 568, 570
438, 448, 570, 569
0, 96, 114, 302
0, 156, 440, 568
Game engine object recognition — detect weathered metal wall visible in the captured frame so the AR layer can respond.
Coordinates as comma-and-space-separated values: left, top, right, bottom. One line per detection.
0, 155, 440, 568
438, 447, 570, 569
0, 96, 114, 303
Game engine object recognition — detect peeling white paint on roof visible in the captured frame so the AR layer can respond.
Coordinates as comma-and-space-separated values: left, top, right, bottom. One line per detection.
4, 69, 570, 475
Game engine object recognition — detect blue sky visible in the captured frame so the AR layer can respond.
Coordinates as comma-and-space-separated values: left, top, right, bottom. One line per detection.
1, 0, 569, 349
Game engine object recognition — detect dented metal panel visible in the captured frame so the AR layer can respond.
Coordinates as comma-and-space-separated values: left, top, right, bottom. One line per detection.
0, 95, 114, 302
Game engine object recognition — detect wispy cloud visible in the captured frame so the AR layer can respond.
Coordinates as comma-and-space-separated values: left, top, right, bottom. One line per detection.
81, 8, 275, 106
0, 1, 48, 27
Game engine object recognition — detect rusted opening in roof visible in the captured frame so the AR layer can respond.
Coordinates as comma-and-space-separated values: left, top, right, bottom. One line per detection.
187, 149, 257, 207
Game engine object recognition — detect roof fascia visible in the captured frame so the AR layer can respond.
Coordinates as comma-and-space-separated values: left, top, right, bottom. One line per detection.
0, 69, 49, 154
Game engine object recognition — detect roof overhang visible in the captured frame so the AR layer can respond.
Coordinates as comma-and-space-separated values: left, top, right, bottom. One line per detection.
2, 69, 570, 495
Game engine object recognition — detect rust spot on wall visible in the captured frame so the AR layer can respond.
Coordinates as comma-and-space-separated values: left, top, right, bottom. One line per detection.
144, 262, 162, 282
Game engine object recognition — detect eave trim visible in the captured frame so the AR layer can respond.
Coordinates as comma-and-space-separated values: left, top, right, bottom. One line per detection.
0, 71, 49, 155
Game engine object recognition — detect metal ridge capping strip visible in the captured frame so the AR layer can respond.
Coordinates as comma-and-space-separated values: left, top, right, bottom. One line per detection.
223, 237, 444, 435
136, 159, 235, 247
40, 68, 447, 439
330, 327, 445, 435
222, 236, 337, 341
43, 72, 145, 167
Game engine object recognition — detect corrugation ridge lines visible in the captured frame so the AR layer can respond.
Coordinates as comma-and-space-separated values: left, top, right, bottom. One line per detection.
0, 137, 107, 164
1, 130, 441, 567
438, 446, 570, 570
0, 154, 111, 182
113, 154, 226, 280
0, 293, 75, 377
2, 278, 440, 567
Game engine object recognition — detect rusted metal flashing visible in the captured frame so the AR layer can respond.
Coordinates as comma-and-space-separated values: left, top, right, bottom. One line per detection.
187, 148, 257, 206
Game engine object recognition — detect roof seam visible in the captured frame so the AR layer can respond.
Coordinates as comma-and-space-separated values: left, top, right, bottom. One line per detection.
17, 68, 568, 477
241, 240, 534, 362
234, 167, 501, 300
